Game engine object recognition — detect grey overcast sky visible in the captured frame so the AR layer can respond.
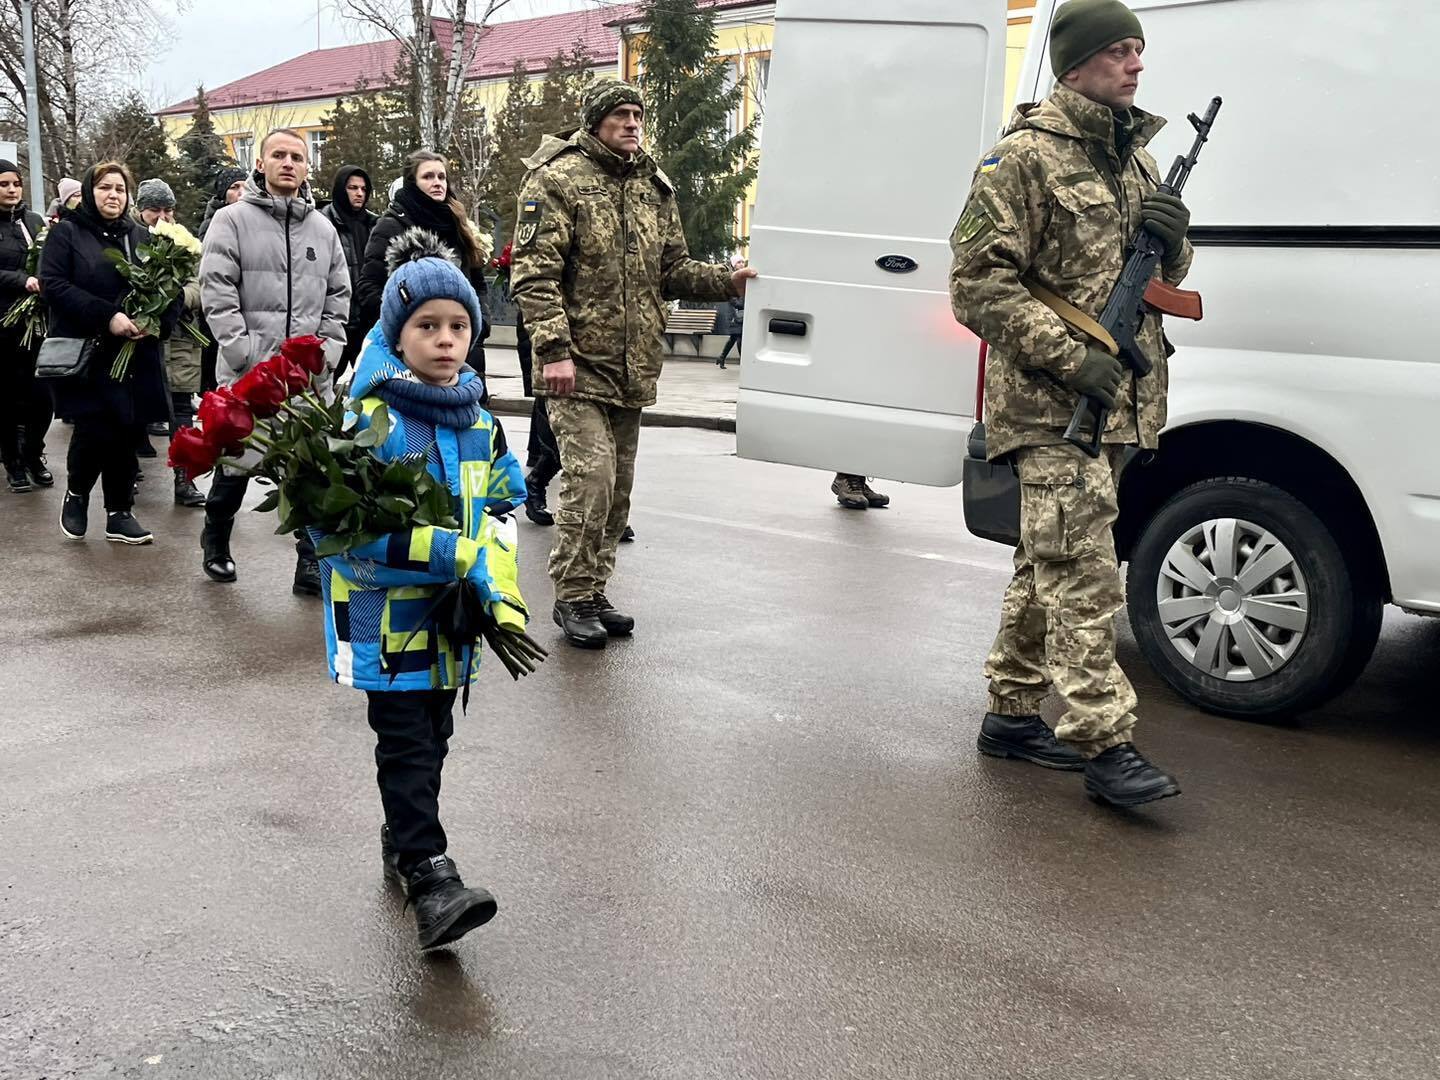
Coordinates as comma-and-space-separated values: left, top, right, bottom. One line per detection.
144, 0, 611, 110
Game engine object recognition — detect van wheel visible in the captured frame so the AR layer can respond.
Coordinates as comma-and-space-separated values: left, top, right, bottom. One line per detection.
1126, 477, 1373, 719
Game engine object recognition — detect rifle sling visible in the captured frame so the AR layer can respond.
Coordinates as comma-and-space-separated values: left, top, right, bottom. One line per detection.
1022, 280, 1120, 358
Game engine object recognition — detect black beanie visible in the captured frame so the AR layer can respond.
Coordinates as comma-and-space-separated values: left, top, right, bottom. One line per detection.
1050, 0, 1144, 77
0, 159, 19, 177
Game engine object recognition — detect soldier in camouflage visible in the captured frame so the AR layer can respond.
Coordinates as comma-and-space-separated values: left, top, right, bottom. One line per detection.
949, 0, 1191, 807
511, 80, 757, 649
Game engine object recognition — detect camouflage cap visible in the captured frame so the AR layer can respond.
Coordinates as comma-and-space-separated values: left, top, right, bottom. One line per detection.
583, 79, 645, 131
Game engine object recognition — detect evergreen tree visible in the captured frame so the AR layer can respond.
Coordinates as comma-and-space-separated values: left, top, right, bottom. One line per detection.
173, 87, 236, 228
482, 48, 595, 245
318, 81, 411, 211
636, 0, 757, 261
82, 91, 173, 202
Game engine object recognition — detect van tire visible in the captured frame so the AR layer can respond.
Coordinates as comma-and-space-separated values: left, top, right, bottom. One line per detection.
1126, 477, 1369, 720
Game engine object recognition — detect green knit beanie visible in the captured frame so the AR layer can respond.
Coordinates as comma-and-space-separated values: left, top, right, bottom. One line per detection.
1049, 0, 1144, 77
583, 80, 645, 132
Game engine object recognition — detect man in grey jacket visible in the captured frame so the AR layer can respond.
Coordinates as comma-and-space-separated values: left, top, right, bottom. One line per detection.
199, 128, 351, 593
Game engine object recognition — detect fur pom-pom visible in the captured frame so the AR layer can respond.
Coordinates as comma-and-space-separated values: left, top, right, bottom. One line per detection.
384, 226, 461, 273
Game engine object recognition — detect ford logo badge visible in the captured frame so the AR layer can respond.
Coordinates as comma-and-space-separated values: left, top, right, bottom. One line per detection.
875, 254, 919, 274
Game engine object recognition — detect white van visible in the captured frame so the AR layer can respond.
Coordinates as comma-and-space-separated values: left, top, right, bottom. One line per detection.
737, 0, 1440, 719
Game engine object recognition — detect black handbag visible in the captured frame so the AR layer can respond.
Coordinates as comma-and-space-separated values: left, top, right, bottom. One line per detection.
35, 336, 98, 379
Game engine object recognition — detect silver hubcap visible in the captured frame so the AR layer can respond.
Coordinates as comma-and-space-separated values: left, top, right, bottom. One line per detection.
1154, 517, 1309, 682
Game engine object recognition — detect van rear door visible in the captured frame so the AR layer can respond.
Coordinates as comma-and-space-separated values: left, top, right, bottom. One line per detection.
735, 0, 1007, 487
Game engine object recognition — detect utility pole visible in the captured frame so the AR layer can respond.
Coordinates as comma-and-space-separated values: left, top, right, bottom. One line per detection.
20, 0, 45, 209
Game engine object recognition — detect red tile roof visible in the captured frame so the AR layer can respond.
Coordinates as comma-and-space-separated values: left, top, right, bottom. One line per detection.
157, 7, 630, 117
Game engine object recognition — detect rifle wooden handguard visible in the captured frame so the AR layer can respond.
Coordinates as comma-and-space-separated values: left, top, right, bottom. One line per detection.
1144, 280, 1203, 320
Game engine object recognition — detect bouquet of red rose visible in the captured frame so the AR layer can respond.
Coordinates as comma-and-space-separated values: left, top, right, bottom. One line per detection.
170, 335, 546, 681
487, 242, 512, 294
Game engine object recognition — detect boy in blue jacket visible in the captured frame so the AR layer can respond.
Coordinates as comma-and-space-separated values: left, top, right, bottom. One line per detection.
318, 229, 526, 950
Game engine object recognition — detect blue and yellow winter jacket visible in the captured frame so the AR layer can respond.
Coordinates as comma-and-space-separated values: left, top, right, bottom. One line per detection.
315, 333, 527, 692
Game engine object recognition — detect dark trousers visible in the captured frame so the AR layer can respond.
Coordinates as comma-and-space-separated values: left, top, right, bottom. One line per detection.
199, 339, 218, 394
719, 332, 741, 361
366, 688, 458, 875
526, 397, 560, 484
205, 467, 315, 558
67, 415, 137, 511
1, 332, 52, 463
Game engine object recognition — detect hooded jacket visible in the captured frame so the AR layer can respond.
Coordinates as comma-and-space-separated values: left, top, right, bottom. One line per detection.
509, 130, 735, 409
312, 335, 527, 692
321, 165, 377, 316
199, 174, 351, 387
949, 85, 1194, 459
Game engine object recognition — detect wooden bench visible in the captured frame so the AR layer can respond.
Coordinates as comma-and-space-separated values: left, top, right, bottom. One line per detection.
662, 307, 718, 355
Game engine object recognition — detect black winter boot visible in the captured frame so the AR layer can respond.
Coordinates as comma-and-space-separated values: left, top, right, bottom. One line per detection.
173, 468, 206, 508
405, 855, 497, 951
1085, 744, 1181, 807
24, 456, 53, 488
553, 598, 608, 649
5, 459, 31, 493
380, 825, 403, 887
292, 552, 322, 597
977, 712, 1086, 770
201, 518, 237, 582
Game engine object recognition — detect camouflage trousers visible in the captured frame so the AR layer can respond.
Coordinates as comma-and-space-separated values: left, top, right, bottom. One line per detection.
984, 444, 1138, 756
545, 396, 642, 602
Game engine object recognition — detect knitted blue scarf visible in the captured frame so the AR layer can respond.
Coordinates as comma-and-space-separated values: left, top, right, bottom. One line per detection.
373, 368, 486, 430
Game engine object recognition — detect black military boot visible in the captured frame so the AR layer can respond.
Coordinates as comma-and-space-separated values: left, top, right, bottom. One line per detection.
553, 598, 608, 649
292, 552, 322, 597
380, 825, 403, 888
1085, 743, 1181, 807
404, 855, 497, 951
173, 468, 206, 508
620, 524, 635, 543
591, 593, 635, 637
24, 456, 53, 488
976, 712, 1086, 771
201, 518, 237, 582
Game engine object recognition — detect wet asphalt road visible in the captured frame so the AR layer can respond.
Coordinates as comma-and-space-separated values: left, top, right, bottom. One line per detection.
2, 421, 1438, 1080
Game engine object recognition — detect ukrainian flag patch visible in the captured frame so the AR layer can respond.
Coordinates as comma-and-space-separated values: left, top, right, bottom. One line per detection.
979, 155, 1001, 175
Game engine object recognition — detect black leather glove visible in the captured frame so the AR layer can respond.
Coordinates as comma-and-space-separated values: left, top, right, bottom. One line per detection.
1141, 192, 1190, 259
1066, 346, 1124, 409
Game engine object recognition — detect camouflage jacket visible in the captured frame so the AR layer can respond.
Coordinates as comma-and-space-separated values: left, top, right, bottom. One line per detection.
510, 130, 735, 410
949, 85, 1194, 460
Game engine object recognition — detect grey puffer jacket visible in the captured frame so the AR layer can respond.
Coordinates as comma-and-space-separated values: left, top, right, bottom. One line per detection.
199, 175, 351, 388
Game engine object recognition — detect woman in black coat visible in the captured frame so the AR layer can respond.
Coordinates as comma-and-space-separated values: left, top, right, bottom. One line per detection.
356, 151, 490, 378
39, 162, 178, 545
0, 159, 51, 493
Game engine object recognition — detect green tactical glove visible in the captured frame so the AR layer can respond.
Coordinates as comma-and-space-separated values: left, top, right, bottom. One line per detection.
1141, 192, 1190, 261
1066, 346, 1124, 409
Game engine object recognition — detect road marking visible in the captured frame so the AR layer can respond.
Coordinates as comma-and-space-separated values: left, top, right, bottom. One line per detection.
632, 508, 1014, 573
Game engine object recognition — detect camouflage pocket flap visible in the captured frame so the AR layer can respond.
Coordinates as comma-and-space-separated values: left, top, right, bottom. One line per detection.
1052, 180, 1112, 215
1019, 445, 1083, 488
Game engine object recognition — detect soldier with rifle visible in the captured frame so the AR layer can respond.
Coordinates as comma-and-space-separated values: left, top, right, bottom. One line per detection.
950, 0, 1212, 807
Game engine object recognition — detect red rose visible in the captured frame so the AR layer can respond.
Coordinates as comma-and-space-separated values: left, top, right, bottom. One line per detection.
267, 355, 313, 396
232, 364, 288, 418
280, 334, 327, 375
197, 387, 255, 454
167, 426, 220, 481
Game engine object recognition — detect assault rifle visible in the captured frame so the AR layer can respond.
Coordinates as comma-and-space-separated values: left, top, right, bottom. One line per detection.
1062, 96, 1222, 457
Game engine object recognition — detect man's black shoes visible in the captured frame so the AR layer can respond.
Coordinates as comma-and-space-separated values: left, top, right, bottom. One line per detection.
976, 712, 1086, 771
1085, 743, 1181, 807
554, 598, 608, 649
405, 855, 497, 951
591, 593, 634, 637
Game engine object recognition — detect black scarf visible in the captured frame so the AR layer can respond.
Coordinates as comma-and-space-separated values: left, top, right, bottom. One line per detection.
75, 166, 133, 245
393, 182, 471, 264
